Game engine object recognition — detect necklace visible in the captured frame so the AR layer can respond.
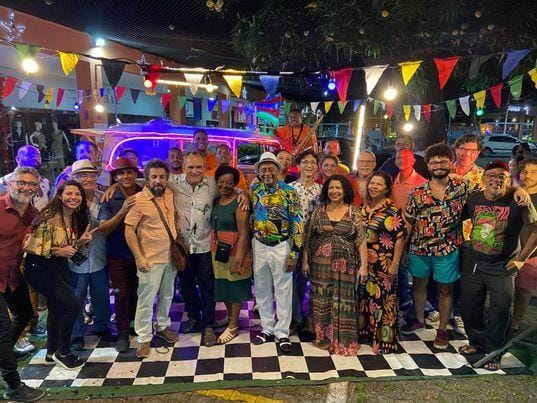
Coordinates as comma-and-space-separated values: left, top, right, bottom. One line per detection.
290, 124, 304, 147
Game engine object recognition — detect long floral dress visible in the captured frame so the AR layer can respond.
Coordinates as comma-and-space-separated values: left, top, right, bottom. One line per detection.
358, 199, 406, 354
304, 205, 365, 355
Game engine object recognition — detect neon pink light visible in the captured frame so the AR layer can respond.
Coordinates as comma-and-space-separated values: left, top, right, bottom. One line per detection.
107, 133, 280, 170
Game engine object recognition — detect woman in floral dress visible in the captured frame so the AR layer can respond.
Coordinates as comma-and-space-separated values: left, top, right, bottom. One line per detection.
302, 175, 368, 355
358, 172, 406, 354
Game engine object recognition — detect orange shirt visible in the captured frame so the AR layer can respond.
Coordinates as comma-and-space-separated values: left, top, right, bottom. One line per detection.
392, 170, 427, 211
275, 125, 316, 154
206, 167, 249, 192
204, 152, 218, 171
124, 186, 177, 266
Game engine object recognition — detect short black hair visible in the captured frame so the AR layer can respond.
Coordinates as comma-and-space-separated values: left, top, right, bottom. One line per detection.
295, 149, 318, 165
214, 165, 240, 185
76, 140, 97, 152
454, 133, 482, 151
319, 174, 354, 205
119, 148, 139, 157
320, 153, 340, 166
143, 158, 169, 180
193, 129, 208, 137
424, 143, 454, 163
216, 143, 230, 153
168, 147, 182, 154
518, 157, 537, 172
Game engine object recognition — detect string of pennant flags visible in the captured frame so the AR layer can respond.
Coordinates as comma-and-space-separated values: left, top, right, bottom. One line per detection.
3, 40, 537, 121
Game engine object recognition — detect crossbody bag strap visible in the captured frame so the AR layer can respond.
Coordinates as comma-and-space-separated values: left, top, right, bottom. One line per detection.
150, 199, 175, 243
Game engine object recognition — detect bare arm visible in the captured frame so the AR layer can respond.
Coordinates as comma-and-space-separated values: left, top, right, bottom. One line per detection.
98, 196, 136, 236
230, 208, 250, 273
125, 224, 149, 272
358, 239, 368, 281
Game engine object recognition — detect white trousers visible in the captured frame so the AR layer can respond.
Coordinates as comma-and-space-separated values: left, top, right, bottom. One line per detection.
252, 239, 293, 339
134, 262, 176, 343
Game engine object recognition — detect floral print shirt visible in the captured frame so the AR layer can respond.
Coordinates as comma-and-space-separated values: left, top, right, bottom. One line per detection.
251, 180, 302, 251
406, 177, 468, 256
172, 175, 217, 254
289, 180, 321, 222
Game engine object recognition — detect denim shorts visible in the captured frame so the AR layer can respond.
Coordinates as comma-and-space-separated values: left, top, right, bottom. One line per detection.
408, 249, 460, 284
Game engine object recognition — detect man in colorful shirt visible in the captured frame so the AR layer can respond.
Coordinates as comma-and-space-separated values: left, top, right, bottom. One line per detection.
402, 143, 469, 350
460, 160, 537, 370
275, 108, 316, 156
251, 152, 302, 353
289, 149, 321, 334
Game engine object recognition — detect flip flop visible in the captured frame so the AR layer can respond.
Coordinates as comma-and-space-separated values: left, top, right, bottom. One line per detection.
458, 344, 480, 356
217, 327, 238, 345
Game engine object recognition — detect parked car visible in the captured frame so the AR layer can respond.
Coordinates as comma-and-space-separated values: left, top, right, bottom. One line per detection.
481, 135, 537, 156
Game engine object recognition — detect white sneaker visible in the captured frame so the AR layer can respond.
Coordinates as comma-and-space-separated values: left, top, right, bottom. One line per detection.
14, 337, 35, 353
425, 310, 440, 326
452, 315, 466, 335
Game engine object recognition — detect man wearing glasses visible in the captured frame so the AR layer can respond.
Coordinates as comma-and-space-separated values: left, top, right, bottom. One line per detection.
0, 167, 45, 401
402, 144, 469, 350
453, 134, 484, 192
0, 146, 50, 354
459, 160, 537, 370
347, 151, 376, 206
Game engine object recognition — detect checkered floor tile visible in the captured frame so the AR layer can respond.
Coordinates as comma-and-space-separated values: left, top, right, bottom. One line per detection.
20, 301, 530, 388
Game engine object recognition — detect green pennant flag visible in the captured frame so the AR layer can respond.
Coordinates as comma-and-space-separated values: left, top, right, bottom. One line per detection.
445, 99, 457, 118
337, 101, 347, 114
508, 75, 523, 100
283, 101, 291, 115
373, 99, 380, 115
15, 44, 41, 60
178, 95, 187, 110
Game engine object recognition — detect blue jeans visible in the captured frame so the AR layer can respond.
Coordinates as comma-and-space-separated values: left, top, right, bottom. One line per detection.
69, 269, 111, 338
178, 252, 215, 328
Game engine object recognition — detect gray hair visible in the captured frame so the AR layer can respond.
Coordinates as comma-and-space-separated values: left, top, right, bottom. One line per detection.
12, 166, 39, 180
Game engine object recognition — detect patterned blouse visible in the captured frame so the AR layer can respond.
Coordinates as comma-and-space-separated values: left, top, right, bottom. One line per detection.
406, 177, 468, 256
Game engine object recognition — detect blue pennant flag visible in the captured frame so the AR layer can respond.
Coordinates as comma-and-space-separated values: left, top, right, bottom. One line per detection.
259, 75, 280, 98
502, 49, 530, 79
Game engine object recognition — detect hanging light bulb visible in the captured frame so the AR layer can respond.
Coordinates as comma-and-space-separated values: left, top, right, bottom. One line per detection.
327, 77, 336, 91
402, 122, 414, 132
94, 103, 104, 113
383, 86, 397, 101
22, 57, 39, 74
143, 75, 153, 88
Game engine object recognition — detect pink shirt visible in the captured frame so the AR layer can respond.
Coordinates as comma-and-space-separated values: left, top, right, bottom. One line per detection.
124, 186, 177, 266
392, 170, 427, 211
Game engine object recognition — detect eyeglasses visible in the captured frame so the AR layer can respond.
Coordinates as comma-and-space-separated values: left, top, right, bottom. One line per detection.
299, 160, 317, 165
428, 160, 451, 167
11, 180, 39, 189
457, 147, 480, 154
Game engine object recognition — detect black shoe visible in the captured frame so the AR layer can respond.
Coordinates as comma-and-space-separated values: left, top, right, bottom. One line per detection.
3, 382, 45, 401
52, 353, 84, 370
94, 329, 113, 340
44, 353, 55, 365
278, 337, 292, 353
182, 318, 199, 334
71, 336, 84, 351
115, 335, 130, 353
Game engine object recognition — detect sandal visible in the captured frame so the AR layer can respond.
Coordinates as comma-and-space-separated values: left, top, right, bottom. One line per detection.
215, 316, 230, 328
483, 359, 501, 371
278, 337, 292, 353
217, 327, 238, 345
458, 344, 480, 356
253, 331, 274, 345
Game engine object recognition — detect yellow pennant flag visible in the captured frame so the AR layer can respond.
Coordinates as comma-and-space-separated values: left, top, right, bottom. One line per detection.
44, 87, 54, 108
59, 52, 80, 76
473, 89, 486, 109
529, 68, 537, 89
399, 61, 422, 85
403, 105, 411, 121
324, 101, 334, 113
223, 74, 243, 98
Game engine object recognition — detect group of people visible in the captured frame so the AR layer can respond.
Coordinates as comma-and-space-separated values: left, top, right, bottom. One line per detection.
0, 122, 536, 401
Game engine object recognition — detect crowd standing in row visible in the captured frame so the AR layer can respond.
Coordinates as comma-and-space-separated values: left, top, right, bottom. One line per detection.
0, 119, 536, 401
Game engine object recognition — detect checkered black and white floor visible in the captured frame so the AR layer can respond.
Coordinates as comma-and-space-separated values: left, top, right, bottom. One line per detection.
20, 301, 529, 388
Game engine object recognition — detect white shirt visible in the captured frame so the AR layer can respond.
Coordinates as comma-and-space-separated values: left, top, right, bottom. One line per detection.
171, 175, 217, 254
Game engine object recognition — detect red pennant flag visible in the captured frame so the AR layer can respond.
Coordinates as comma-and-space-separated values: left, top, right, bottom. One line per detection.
434, 57, 460, 90
115, 86, 127, 102
161, 93, 171, 108
56, 88, 65, 107
490, 83, 503, 108
386, 103, 394, 119
333, 68, 353, 103
422, 104, 432, 122
3, 76, 17, 98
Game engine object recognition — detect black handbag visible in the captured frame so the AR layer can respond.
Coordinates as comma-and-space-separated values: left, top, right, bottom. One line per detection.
214, 215, 237, 264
